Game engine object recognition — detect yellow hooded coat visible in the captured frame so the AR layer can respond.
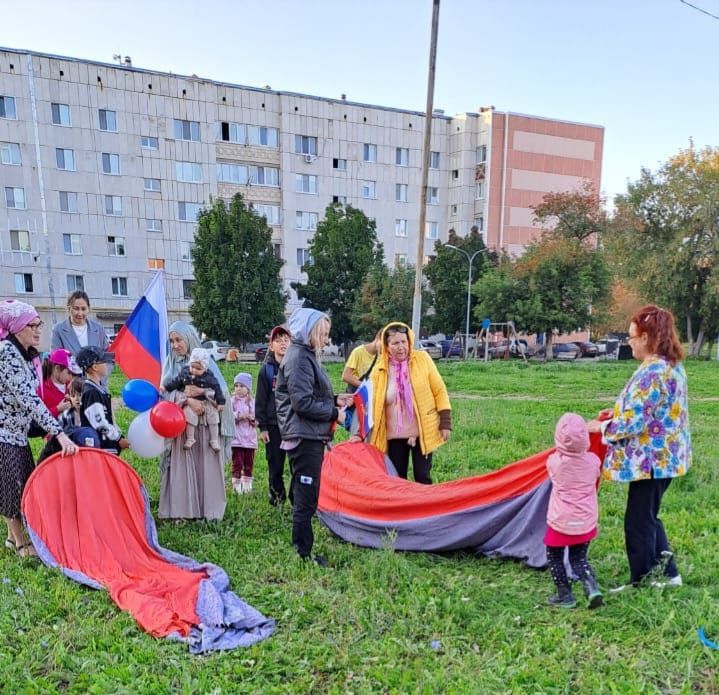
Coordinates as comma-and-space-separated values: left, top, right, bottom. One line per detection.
369, 322, 451, 455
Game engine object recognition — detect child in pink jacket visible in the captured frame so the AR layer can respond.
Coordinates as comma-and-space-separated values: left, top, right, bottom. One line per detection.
545, 412, 603, 609
231, 373, 258, 494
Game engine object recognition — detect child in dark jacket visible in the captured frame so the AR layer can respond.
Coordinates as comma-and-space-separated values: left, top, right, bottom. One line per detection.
161, 347, 225, 451
545, 412, 602, 609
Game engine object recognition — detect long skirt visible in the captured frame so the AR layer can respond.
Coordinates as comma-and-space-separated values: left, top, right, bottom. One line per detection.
0, 441, 35, 519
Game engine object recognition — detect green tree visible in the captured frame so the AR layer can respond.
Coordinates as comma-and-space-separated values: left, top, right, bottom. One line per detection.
292, 203, 383, 346
608, 144, 719, 355
190, 194, 286, 347
352, 264, 428, 336
424, 227, 494, 335
532, 181, 608, 242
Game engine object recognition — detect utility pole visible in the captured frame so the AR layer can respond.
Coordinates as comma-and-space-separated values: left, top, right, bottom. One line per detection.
411, 0, 441, 338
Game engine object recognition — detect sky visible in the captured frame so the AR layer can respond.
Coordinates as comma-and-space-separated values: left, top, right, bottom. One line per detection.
2, 0, 718, 204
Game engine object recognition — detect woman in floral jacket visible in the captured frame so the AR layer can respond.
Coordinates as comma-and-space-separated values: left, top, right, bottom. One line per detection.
587, 305, 691, 589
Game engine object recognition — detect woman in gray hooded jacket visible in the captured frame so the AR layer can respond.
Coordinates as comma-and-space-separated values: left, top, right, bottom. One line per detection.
275, 308, 351, 565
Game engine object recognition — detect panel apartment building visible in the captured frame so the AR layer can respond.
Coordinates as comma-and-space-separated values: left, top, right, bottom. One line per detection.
0, 47, 604, 342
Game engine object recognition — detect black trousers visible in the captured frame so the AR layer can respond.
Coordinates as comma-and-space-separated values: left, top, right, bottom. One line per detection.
387, 438, 432, 484
265, 425, 287, 504
287, 439, 325, 558
625, 477, 678, 584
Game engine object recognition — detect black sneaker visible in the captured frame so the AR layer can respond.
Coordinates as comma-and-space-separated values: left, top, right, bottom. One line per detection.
547, 588, 576, 608
312, 554, 329, 568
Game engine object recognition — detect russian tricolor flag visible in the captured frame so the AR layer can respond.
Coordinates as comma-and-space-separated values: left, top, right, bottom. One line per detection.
352, 380, 373, 440
109, 271, 168, 386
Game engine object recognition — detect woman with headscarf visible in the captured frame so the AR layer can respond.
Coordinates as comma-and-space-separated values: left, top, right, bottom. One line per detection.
158, 321, 234, 521
275, 308, 352, 566
368, 322, 452, 484
0, 300, 76, 557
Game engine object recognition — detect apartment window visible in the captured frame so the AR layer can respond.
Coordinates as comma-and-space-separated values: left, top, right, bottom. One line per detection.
59, 191, 78, 213
295, 135, 317, 155
395, 254, 407, 268
176, 162, 202, 183
111, 276, 128, 296
475, 182, 486, 199
180, 242, 195, 261
395, 219, 408, 237
5, 187, 25, 209
182, 279, 194, 300
273, 243, 282, 260
104, 195, 122, 216
451, 204, 458, 216
220, 122, 245, 143
15, 273, 33, 294
55, 148, 74, 170
360, 180, 376, 199
101, 153, 120, 175
0, 96, 16, 119
296, 211, 318, 231
107, 236, 126, 256
178, 201, 203, 222
476, 145, 487, 164
148, 258, 165, 270
363, 143, 377, 162
252, 204, 281, 225
296, 248, 313, 267
247, 125, 278, 147
146, 218, 162, 232
429, 151, 440, 169
10, 230, 31, 252
252, 166, 279, 186
426, 187, 439, 205
452, 169, 459, 180
473, 216, 485, 232
66, 274, 84, 292
333, 158, 347, 170
1, 142, 21, 165
173, 119, 200, 142
144, 178, 161, 192
395, 147, 409, 166
63, 233, 82, 255
332, 195, 348, 204
295, 174, 318, 194
217, 162, 248, 184
425, 221, 439, 240
51, 103, 71, 126
140, 136, 159, 150
99, 109, 117, 132
395, 183, 408, 202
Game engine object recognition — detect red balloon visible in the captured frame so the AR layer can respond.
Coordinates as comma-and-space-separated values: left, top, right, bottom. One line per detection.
149, 401, 186, 438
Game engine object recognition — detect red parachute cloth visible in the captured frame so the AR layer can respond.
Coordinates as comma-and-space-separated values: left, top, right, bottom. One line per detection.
319, 434, 607, 522
22, 449, 204, 638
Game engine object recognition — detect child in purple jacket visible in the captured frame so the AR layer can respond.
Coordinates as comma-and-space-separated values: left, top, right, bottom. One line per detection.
545, 412, 603, 609
231, 372, 258, 494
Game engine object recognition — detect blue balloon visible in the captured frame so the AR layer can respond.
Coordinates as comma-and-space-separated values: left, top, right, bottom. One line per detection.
122, 379, 160, 412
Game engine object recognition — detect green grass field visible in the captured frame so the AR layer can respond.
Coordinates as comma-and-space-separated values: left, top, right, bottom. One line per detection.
1, 359, 717, 694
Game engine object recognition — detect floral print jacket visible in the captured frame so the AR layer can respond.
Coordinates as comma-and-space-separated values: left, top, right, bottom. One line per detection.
601, 355, 691, 482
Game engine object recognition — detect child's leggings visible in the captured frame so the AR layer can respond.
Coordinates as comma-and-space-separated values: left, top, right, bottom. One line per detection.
546, 542, 594, 588
232, 447, 255, 478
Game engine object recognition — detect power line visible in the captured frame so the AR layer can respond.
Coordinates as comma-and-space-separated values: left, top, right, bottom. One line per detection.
680, 0, 719, 21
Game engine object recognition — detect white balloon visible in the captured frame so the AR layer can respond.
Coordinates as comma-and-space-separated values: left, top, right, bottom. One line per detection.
127, 410, 166, 458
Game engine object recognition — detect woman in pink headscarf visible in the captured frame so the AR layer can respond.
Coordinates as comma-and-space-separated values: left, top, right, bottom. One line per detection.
0, 300, 76, 558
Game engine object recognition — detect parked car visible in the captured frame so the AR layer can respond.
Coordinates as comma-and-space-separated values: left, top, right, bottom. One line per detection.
438, 339, 463, 358
254, 344, 268, 362
552, 342, 581, 360
486, 339, 532, 359
418, 340, 442, 360
573, 341, 599, 358
202, 340, 231, 361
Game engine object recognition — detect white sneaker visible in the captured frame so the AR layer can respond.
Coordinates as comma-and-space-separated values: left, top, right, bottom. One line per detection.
609, 584, 628, 594
651, 575, 683, 588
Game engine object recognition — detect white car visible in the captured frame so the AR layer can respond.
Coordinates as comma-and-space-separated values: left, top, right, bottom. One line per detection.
418, 340, 442, 360
202, 340, 231, 361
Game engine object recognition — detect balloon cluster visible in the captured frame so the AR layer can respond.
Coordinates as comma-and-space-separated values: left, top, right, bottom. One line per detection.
122, 380, 186, 458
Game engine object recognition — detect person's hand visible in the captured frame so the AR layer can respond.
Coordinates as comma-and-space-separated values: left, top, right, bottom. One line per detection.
184, 384, 204, 398
217, 404, 224, 412
118, 437, 131, 450
586, 419, 603, 433
336, 394, 354, 408
597, 408, 613, 420
440, 429, 451, 442
67, 394, 79, 409
336, 406, 347, 425
56, 432, 77, 456
57, 398, 72, 413
259, 430, 270, 443
186, 398, 205, 416
159, 386, 167, 393
349, 434, 362, 443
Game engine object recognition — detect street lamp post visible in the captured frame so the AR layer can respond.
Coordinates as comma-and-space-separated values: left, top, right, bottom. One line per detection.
446, 244, 489, 359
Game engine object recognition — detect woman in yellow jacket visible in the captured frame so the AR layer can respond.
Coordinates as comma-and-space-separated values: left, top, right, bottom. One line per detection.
369, 322, 451, 484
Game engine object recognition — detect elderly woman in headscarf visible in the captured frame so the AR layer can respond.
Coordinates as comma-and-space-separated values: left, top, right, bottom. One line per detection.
368, 322, 452, 484
158, 321, 233, 521
0, 299, 76, 558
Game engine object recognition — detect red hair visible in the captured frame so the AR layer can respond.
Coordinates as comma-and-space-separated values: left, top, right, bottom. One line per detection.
630, 305, 684, 364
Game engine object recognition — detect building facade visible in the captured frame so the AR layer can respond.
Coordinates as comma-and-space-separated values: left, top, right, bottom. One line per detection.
0, 47, 603, 344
